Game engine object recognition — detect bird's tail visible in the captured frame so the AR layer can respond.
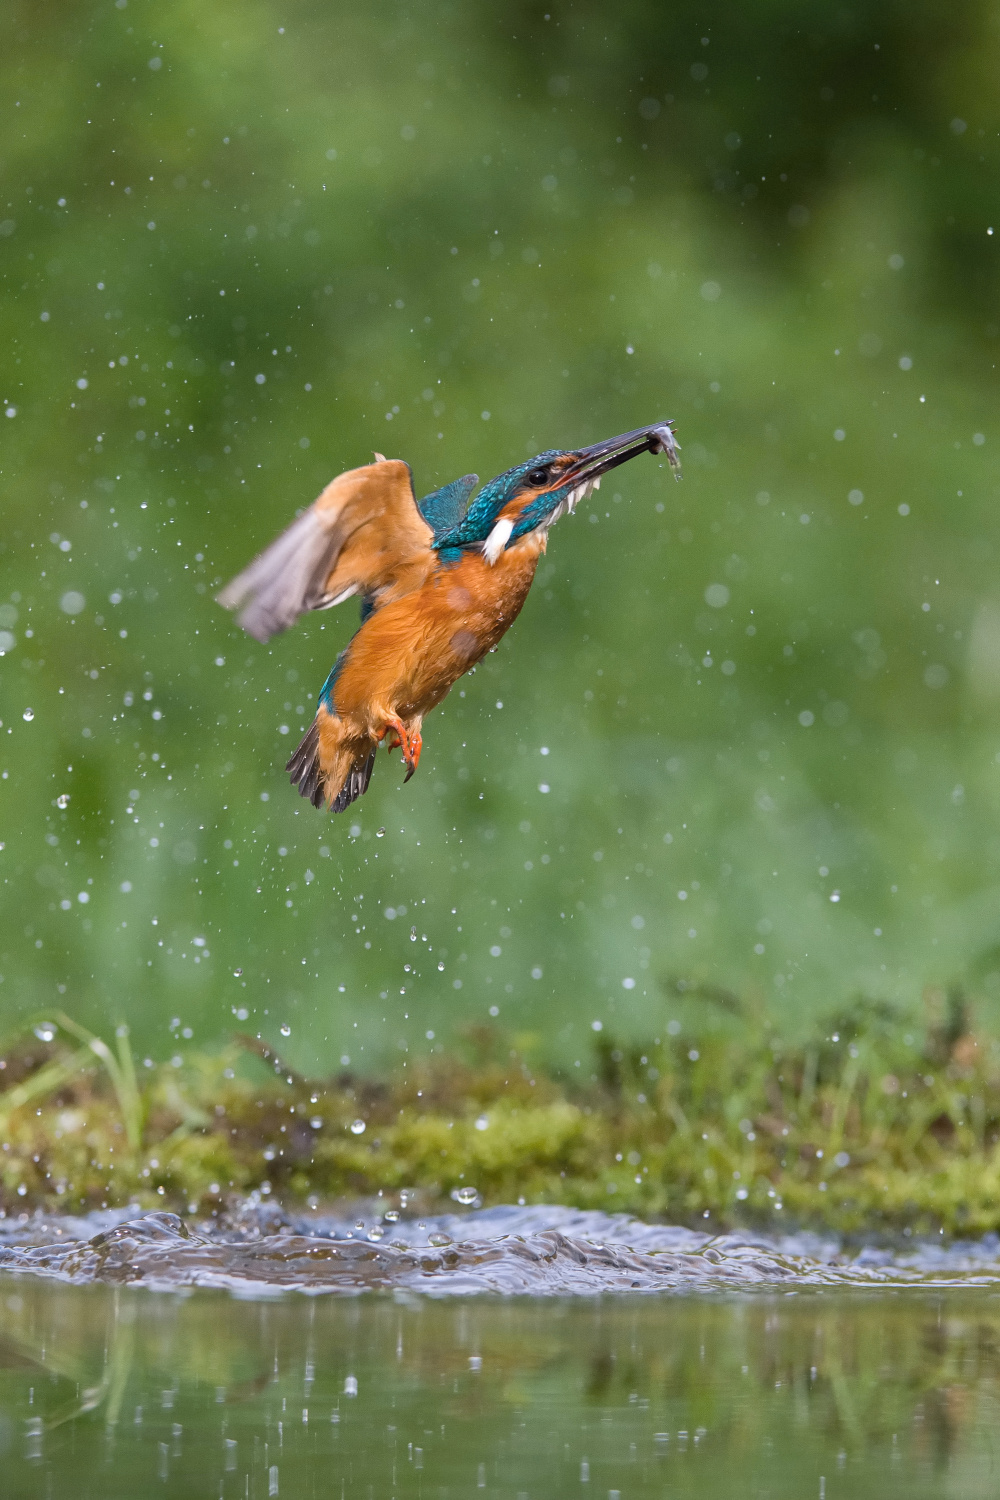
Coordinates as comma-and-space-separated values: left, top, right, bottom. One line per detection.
286, 714, 377, 813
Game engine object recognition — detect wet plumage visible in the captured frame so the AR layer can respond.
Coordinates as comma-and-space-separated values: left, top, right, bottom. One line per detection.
218, 423, 679, 812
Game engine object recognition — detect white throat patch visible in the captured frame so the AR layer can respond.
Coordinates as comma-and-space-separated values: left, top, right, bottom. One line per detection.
483, 516, 514, 564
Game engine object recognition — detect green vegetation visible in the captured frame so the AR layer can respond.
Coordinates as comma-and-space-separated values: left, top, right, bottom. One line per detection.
5, 998, 1000, 1237
1, 6, 999, 1244
3, 1, 1000, 1075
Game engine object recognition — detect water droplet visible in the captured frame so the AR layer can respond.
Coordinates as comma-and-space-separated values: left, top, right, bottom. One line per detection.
33, 1022, 56, 1042
56, 793, 70, 809
280, 1023, 291, 1037
233, 967, 243, 977
367, 1225, 384, 1240
428, 1232, 452, 1247
376, 827, 385, 837
22, 708, 34, 722
474, 1115, 489, 1131
350, 1118, 366, 1134
454, 1186, 478, 1204
383, 1209, 400, 1222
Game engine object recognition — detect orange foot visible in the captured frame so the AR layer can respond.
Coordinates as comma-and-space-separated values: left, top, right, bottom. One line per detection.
380, 715, 423, 782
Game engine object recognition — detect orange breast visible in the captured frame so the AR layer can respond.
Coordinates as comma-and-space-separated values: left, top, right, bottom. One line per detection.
331, 536, 545, 729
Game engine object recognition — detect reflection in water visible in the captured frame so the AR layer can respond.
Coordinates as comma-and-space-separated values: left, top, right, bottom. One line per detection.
3, 1273, 1000, 1497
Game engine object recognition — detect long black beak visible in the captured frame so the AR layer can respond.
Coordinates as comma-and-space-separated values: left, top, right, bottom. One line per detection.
568, 421, 681, 484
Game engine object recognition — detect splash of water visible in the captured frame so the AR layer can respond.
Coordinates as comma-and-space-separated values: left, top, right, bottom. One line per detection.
2, 1204, 1000, 1296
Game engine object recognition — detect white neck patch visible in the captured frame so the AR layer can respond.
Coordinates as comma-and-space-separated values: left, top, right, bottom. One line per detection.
483, 516, 514, 564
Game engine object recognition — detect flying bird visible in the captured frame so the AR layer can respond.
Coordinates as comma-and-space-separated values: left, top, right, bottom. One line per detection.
218, 422, 680, 812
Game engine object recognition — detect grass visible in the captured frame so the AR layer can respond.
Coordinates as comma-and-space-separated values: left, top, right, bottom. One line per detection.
3, 990, 1000, 1238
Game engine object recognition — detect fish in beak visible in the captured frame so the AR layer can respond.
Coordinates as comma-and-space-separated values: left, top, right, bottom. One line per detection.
554, 422, 681, 514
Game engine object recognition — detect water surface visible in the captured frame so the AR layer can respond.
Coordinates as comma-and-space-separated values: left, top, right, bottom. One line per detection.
3, 1208, 1000, 1496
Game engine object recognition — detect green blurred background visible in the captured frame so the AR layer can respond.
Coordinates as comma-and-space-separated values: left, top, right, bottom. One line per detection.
1, 0, 999, 1072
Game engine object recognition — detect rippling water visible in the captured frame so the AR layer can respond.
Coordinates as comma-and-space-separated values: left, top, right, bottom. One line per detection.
5, 1207, 1000, 1497
3, 1203, 1000, 1294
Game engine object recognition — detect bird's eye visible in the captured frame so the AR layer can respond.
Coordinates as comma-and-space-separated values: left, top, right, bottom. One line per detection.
526, 467, 550, 487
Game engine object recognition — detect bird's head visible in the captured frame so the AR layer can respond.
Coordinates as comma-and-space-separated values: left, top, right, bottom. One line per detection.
433, 422, 680, 563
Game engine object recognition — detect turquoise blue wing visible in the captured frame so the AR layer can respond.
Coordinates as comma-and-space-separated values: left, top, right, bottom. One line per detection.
417, 474, 479, 541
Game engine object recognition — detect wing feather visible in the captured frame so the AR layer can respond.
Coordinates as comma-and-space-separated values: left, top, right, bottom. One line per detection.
417, 474, 479, 539
217, 459, 434, 643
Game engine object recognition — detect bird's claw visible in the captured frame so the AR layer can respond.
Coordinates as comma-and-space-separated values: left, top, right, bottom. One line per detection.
402, 728, 422, 782
381, 716, 422, 783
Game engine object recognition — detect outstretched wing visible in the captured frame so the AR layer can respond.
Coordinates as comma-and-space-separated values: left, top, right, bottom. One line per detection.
217, 459, 435, 643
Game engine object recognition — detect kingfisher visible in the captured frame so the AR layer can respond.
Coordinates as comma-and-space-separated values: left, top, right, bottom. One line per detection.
218, 422, 680, 812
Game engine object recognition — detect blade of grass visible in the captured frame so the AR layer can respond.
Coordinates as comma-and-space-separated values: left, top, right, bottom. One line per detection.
48, 1012, 144, 1152
825, 1055, 861, 1161
0, 1045, 98, 1119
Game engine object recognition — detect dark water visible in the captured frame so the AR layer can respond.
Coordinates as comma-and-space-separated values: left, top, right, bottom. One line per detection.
3, 1209, 1000, 1497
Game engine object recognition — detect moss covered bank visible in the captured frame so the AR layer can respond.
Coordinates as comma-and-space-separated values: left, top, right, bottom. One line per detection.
3, 1000, 1000, 1237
